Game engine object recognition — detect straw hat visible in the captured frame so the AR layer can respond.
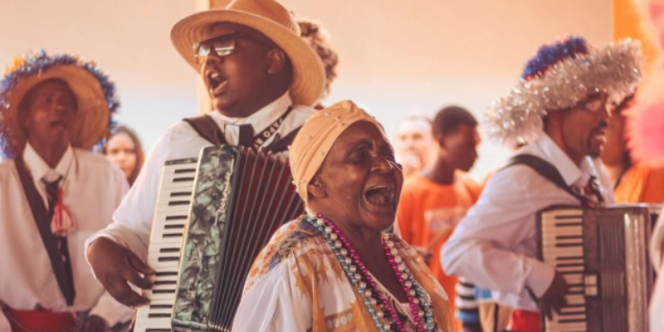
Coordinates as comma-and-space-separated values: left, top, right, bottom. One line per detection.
171, 0, 325, 107
0, 50, 118, 158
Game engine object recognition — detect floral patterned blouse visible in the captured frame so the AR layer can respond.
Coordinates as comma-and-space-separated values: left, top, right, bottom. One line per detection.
232, 217, 454, 332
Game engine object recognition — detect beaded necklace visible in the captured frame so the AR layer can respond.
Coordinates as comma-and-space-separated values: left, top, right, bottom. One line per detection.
305, 214, 437, 332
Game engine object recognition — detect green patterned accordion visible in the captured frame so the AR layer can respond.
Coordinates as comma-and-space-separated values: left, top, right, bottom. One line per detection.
135, 145, 304, 332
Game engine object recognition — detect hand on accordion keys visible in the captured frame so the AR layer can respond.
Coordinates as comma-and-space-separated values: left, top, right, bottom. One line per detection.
533, 271, 568, 320
86, 237, 155, 307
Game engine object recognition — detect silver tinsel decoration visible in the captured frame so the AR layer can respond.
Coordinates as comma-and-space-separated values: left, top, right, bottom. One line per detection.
485, 39, 643, 145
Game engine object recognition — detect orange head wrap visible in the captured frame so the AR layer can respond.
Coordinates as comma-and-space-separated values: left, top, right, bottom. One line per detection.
290, 100, 383, 204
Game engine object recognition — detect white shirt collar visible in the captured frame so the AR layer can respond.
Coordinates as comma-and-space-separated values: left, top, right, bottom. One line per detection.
23, 142, 74, 182
213, 92, 292, 132
524, 134, 595, 187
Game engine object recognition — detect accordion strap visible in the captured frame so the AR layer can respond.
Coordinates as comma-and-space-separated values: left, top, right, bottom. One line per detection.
183, 113, 301, 154
261, 126, 301, 154
504, 154, 586, 304
505, 154, 585, 203
183, 115, 228, 146
13, 157, 76, 306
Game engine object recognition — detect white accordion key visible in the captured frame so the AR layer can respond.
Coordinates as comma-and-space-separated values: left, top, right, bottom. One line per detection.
134, 158, 197, 332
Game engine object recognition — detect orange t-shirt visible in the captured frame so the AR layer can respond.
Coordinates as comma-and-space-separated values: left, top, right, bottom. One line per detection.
615, 164, 664, 204
396, 172, 482, 326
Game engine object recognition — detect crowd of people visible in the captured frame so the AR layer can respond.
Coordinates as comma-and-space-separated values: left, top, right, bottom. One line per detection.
1, 0, 664, 331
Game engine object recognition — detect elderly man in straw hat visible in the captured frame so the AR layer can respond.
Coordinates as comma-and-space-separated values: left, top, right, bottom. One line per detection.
85, 0, 325, 308
442, 36, 641, 332
0, 51, 133, 332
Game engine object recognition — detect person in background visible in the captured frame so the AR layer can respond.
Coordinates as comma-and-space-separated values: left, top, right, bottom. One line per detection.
105, 125, 145, 186
601, 94, 664, 204
0, 51, 133, 332
298, 17, 339, 110
442, 36, 640, 332
395, 114, 437, 178
397, 106, 482, 331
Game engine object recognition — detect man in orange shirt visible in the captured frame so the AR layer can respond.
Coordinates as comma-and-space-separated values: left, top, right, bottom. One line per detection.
602, 94, 664, 204
397, 105, 482, 332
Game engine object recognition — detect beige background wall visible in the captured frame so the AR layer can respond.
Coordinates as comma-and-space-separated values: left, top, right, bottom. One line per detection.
281, 0, 613, 178
0, 0, 612, 178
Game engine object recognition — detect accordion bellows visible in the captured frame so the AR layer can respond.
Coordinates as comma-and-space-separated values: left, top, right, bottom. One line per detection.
172, 146, 304, 331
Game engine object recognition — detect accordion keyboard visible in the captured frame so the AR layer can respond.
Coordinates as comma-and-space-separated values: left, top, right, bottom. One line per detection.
540, 208, 588, 332
537, 206, 653, 332
135, 158, 198, 332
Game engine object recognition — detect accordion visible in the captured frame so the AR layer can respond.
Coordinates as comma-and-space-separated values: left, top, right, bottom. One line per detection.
536, 205, 660, 332
134, 146, 304, 332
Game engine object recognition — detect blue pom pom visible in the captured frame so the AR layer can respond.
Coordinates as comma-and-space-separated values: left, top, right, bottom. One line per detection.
521, 36, 589, 80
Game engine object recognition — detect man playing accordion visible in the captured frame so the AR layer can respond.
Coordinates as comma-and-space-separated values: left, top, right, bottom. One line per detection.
85, 0, 325, 308
441, 36, 643, 332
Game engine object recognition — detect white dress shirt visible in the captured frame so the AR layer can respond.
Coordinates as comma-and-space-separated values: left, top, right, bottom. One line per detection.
441, 134, 614, 311
86, 93, 314, 262
0, 143, 132, 330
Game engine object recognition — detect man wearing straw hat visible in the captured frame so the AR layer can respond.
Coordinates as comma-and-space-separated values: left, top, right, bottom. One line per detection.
0, 51, 133, 331
85, 0, 325, 308
442, 36, 641, 332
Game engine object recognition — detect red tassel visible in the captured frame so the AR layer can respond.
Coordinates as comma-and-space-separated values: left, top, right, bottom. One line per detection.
50, 187, 75, 236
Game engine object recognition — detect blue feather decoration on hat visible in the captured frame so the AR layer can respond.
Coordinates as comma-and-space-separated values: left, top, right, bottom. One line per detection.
521, 36, 589, 80
0, 50, 119, 158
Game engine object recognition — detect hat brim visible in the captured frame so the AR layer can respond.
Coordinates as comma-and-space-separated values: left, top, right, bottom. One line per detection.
485, 39, 642, 145
3, 65, 109, 153
171, 9, 325, 107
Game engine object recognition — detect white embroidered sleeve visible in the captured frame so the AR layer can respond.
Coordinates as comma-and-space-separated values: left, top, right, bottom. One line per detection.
232, 259, 310, 332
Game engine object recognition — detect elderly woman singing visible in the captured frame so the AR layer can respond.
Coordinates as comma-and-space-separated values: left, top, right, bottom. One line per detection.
232, 101, 453, 332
